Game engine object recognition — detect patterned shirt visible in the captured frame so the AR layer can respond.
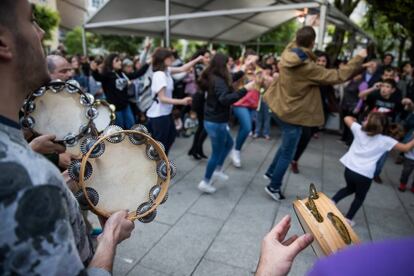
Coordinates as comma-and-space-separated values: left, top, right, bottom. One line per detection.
0, 116, 108, 276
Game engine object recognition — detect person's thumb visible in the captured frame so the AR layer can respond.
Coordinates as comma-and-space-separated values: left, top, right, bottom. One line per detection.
287, 233, 313, 260
43, 134, 57, 141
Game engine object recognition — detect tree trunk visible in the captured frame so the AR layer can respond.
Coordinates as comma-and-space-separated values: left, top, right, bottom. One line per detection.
407, 35, 414, 63
398, 37, 407, 66
326, 28, 346, 64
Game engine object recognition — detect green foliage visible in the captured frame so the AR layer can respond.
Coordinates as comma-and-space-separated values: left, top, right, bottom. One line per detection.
64, 27, 98, 55
64, 28, 146, 56
366, 0, 414, 61
251, 19, 300, 55
366, 0, 414, 36
361, 7, 407, 59
33, 4, 60, 42
325, 0, 361, 62
94, 35, 143, 55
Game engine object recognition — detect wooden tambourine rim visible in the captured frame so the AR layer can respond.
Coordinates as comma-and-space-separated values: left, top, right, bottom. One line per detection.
92, 99, 116, 132
293, 193, 360, 256
78, 130, 170, 220
23, 81, 93, 143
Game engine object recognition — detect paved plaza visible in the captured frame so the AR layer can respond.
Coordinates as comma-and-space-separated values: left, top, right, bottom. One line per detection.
102, 127, 414, 276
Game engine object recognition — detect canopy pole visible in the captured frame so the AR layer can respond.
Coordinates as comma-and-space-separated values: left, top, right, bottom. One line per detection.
317, 0, 327, 50
165, 0, 170, 48
256, 37, 260, 55
82, 26, 87, 56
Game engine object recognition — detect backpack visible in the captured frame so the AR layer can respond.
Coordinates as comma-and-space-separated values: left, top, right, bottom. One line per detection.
137, 65, 154, 112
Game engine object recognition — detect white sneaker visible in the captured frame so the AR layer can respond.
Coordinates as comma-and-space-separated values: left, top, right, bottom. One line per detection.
231, 150, 241, 168
346, 218, 356, 227
212, 170, 229, 181
198, 180, 216, 194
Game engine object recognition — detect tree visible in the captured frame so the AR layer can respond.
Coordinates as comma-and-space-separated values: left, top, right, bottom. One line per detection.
64, 27, 99, 56
209, 19, 299, 58
362, 6, 409, 65
325, 0, 360, 62
254, 19, 299, 55
33, 4, 60, 43
365, 0, 414, 62
95, 35, 144, 56
64, 28, 147, 56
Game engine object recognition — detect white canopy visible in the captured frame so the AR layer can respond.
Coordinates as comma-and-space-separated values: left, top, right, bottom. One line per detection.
84, 0, 372, 47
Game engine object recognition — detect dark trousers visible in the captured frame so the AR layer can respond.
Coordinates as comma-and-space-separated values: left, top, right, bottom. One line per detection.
400, 158, 414, 186
332, 168, 372, 220
293, 126, 313, 162
189, 119, 207, 155
147, 114, 176, 155
341, 110, 356, 145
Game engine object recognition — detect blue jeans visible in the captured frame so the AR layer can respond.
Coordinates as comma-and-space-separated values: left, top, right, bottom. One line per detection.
204, 121, 234, 181
256, 100, 271, 136
266, 116, 302, 191
115, 104, 135, 129
233, 106, 255, 151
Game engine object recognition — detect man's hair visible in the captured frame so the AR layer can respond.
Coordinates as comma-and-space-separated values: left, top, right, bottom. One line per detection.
296, 26, 316, 48
46, 56, 57, 74
384, 53, 394, 61
401, 61, 414, 69
383, 78, 397, 89
0, 0, 17, 27
383, 66, 395, 75
244, 49, 257, 58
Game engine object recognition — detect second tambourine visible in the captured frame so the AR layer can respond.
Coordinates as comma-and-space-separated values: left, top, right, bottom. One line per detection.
72, 124, 175, 222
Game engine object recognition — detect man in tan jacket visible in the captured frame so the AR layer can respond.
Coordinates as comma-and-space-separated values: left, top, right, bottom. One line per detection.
263, 26, 368, 201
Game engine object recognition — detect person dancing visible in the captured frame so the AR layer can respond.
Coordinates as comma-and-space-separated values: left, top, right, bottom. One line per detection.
197, 53, 256, 193
263, 26, 368, 201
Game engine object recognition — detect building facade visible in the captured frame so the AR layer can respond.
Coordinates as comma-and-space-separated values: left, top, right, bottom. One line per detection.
31, 0, 93, 52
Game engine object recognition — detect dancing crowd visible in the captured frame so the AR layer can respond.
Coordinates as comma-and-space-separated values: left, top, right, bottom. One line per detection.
1, 1, 414, 275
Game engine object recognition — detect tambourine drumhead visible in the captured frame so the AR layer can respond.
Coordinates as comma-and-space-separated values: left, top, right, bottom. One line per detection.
92, 100, 115, 133
87, 140, 157, 212
293, 190, 360, 257
77, 128, 172, 220
30, 89, 89, 141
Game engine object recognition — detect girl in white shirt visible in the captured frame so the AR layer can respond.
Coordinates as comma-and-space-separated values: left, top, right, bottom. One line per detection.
333, 112, 414, 226
146, 48, 203, 154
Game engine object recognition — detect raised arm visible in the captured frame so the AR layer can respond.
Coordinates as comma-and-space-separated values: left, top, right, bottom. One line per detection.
307, 50, 367, 86
170, 56, 204, 74
344, 116, 357, 128
359, 83, 381, 100
393, 137, 414, 153
127, 63, 150, 80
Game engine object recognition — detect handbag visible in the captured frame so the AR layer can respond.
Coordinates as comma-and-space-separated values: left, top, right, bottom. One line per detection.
233, 89, 260, 109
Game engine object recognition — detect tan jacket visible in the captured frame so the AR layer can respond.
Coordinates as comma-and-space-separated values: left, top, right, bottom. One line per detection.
264, 42, 364, 127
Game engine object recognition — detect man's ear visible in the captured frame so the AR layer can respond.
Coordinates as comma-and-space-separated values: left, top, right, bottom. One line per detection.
0, 28, 13, 61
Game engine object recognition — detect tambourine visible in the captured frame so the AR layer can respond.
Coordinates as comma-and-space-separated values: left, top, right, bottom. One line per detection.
21, 80, 95, 148
69, 124, 175, 222
293, 184, 360, 257
90, 99, 116, 134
